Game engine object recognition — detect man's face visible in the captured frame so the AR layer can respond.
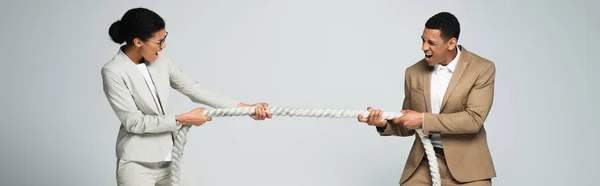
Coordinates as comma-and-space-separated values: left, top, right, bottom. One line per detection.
421, 28, 455, 66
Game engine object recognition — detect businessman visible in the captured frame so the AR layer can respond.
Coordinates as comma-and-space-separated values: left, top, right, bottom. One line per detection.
358, 12, 496, 185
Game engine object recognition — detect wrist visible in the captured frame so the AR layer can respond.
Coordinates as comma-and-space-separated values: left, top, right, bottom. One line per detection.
379, 120, 390, 127
176, 115, 185, 125
390, 118, 400, 125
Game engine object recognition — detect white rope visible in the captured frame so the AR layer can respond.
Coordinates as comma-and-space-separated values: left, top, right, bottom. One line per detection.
169, 107, 440, 186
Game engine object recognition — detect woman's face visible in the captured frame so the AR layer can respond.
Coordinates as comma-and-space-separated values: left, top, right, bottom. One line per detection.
139, 29, 167, 62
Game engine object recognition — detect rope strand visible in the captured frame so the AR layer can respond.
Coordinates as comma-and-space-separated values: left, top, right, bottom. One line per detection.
169, 107, 440, 186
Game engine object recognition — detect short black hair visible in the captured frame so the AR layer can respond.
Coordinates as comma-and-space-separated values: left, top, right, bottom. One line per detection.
425, 12, 460, 42
108, 8, 165, 44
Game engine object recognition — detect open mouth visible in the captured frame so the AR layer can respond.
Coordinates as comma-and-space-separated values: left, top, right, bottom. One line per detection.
425, 54, 433, 59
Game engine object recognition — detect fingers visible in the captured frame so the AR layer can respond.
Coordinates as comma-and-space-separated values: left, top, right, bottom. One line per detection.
404, 122, 417, 130
391, 117, 402, 125
186, 109, 212, 126
193, 121, 205, 126
252, 104, 270, 120
357, 114, 367, 122
259, 104, 266, 120
402, 121, 410, 128
194, 107, 206, 113
395, 115, 405, 124
190, 107, 206, 116
401, 110, 415, 114
262, 103, 272, 119
375, 109, 382, 120
375, 109, 384, 125
265, 107, 272, 119
193, 115, 212, 126
254, 105, 261, 120
364, 107, 384, 126
366, 107, 373, 124
358, 106, 371, 123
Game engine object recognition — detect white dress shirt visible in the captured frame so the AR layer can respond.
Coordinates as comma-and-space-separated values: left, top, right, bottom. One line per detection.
426, 47, 461, 148
137, 62, 172, 161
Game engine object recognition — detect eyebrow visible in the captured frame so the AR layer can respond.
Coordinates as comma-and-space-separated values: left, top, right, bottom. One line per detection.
157, 32, 168, 41
421, 36, 437, 44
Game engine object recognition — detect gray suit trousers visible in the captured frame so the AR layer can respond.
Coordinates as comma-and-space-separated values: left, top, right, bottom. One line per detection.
116, 159, 171, 186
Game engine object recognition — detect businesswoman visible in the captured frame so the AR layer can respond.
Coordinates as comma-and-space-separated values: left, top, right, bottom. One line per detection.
101, 7, 272, 186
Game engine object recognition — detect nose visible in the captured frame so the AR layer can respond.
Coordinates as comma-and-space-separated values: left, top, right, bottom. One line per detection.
421, 42, 429, 52
161, 43, 167, 49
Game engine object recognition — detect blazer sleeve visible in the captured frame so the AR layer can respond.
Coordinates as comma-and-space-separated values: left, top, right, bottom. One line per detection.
422, 62, 495, 135
377, 70, 416, 137
102, 68, 180, 134
165, 56, 240, 109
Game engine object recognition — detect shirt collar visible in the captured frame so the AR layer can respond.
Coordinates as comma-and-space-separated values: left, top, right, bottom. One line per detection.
434, 46, 461, 73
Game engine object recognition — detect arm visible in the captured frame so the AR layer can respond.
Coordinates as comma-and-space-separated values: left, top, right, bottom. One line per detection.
102, 68, 179, 134
422, 63, 495, 135
166, 57, 240, 109
377, 71, 416, 136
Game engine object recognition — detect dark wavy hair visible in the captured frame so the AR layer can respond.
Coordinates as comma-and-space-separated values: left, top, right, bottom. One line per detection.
425, 12, 460, 42
108, 8, 165, 44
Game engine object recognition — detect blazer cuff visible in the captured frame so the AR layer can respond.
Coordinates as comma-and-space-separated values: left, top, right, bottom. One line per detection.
422, 113, 439, 135
165, 114, 181, 131
377, 122, 395, 136
376, 125, 386, 133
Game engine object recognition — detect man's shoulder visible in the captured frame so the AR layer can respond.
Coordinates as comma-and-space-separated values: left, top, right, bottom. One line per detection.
463, 47, 495, 69
405, 59, 428, 76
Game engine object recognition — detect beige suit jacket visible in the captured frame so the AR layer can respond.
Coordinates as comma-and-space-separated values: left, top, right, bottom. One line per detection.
379, 45, 497, 184
101, 47, 240, 162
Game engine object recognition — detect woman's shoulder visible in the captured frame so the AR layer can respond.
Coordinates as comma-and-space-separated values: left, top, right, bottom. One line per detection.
101, 52, 129, 75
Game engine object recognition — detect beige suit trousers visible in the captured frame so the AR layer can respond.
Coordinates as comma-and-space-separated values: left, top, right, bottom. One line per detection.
401, 148, 492, 186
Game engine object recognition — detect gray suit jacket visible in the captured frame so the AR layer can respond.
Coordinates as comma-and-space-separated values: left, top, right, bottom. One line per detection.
101, 47, 240, 162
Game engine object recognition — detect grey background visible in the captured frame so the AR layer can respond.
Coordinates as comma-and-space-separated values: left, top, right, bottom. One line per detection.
1, 0, 598, 185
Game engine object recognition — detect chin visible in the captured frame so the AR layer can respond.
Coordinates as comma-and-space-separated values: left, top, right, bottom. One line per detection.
144, 54, 159, 63
424, 58, 435, 66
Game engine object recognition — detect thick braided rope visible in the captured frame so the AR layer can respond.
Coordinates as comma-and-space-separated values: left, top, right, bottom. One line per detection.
169, 107, 440, 186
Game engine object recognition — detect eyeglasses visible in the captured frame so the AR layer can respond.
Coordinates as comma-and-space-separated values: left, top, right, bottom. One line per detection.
147, 31, 168, 46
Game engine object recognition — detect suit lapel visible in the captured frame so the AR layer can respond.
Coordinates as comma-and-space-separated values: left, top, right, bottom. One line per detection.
422, 62, 432, 113
440, 46, 470, 110
146, 61, 167, 114
116, 48, 166, 115
120, 55, 159, 113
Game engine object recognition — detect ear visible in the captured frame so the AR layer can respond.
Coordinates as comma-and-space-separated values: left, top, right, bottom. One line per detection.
447, 37, 457, 50
133, 38, 143, 48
